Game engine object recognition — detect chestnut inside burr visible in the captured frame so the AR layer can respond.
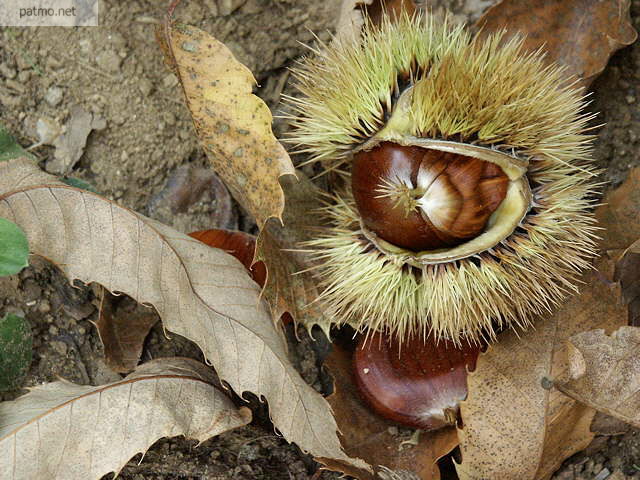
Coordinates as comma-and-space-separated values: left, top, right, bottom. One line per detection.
351, 142, 509, 252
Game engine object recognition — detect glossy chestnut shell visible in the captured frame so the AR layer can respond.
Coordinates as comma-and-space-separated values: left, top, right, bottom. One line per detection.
353, 331, 480, 430
351, 142, 509, 252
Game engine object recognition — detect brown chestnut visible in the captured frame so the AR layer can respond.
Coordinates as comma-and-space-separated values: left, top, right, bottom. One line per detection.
351, 142, 509, 252
353, 331, 480, 430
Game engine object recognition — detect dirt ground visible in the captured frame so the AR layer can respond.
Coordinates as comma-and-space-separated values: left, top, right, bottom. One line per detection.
1, 0, 640, 479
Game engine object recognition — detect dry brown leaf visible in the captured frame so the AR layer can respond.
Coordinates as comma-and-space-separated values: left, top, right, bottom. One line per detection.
95, 289, 159, 373
0, 157, 369, 471
596, 168, 640, 251
158, 21, 295, 229
475, 0, 637, 89
590, 412, 635, 436
255, 173, 331, 334
0, 357, 251, 479
555, 327, 640, 429
319, 345, 459, 479
456, 260, 627, 480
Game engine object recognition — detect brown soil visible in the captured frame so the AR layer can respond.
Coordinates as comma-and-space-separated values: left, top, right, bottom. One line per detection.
1, 0, 640, 479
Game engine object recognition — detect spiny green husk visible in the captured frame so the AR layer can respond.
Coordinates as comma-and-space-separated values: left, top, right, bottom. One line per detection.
288, 14, 600, 342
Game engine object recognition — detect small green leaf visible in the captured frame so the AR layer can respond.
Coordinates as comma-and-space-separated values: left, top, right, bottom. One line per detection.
0, 125, 33, 163
61, 177, 99, 193
0, 313, 32, 391
0, 218, 29, 276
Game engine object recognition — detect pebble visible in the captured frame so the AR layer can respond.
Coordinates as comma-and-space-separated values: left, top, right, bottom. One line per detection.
45, 86, 63, 107
17, 70, 31, 82
51, 340, 68, 356
162, 111, 176, 126
35, 116, 62, 145
38, 300, 51, 314
625, 95, 636, 104
240, 0, 261, 14
79, 38, 92, 55
15, 55, 31, 71
162, 72, 179, 88
594, 467, 611, 480
6, 79, 26, 93
45, 56, 63, 70
0, 93, 20, 106
95, 49, 122, 73
217, 0, 247, 16
0, 63, 17, 79
138, 77, 153, 97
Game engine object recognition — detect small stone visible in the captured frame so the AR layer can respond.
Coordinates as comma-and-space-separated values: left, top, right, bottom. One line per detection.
35, 116, 62, 145
240, 0, 261, 14
95, 49, 122, 73
0, 63, 17, 79
45, 86, 63, 107
0, 93, 20, 107
6, 79, 26, 93
91, 115, 107, 130
45, 56, 63, 70
51, 340, 68, 356
48, 325, 59, 336
162, 111, 176, 126
38, 301, 51, 314
625, 95, 636, 104
594, 467, 611, 480
79, 38, 92, 55
218, 0, 246, 15
107, 32, 127, 51
17, 70, 31, 82
15, 55, 31, 71
162, 73, 179, 88
138, 78, 153, 97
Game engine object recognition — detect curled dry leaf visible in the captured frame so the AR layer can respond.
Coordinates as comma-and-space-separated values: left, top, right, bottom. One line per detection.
255, 173, 331, 334
0, 157, 369, 471
95, 289, 159, 373
456, 261, 627, 480
475, 0, 637, 90
555, 326, 640, 429
158, 20, 295, 229
596, 168, 640, 251
0, 357, 251, 479
319, 345, 459, 479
